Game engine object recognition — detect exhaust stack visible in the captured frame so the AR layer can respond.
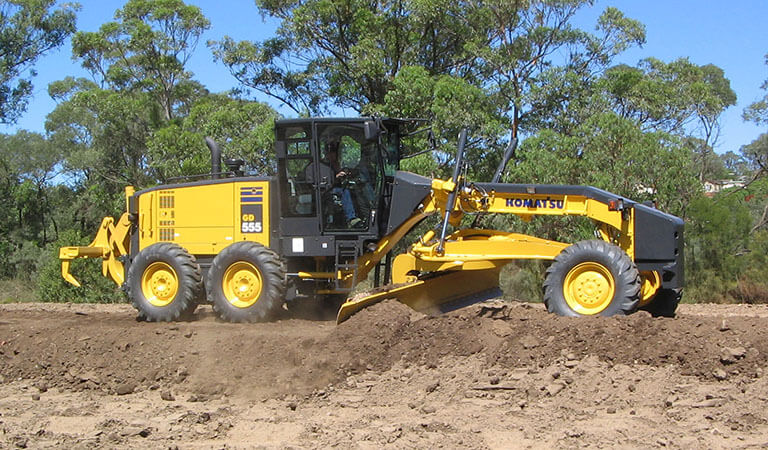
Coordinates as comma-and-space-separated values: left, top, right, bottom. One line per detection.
205, 137, 222, 179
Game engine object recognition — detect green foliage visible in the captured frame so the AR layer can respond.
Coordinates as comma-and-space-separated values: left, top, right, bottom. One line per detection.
373, 65, 505, 179
0, 131, 64, 280
719, 151, 751, 178
213, 0, 491, 115
37, 229, 122, 303
685, 193, 754, 302
47, 85, 158, 191
514, 112, 700, 217
0, 1, 762, 308
0, 0, 77, 124
742, 133, 768, 175
72, 0, 210, 120
743, 53, 768, 125
149, 94, 279, 179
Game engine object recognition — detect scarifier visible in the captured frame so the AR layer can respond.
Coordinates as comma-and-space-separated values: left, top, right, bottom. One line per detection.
59, 118, 684, 322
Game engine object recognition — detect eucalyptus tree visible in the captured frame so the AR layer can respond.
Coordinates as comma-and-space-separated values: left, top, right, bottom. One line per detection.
743, 53, 768, 126
212, 0, 647, 179
0, 0, 77, 124
46, 0, 211, 191
72, 0, 210, 120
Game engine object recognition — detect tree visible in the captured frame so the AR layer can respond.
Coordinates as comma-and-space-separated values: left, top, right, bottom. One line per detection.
0, 0, 77, 124
743, 53, 768, 125
0, 131, 67, 281
214, 1, 647, 181
148, 94, 279, 180
742, 133, 768, 176
719, 150, 750, 178
478, 3, 644, 142
46, 0, 212, 192
44, 0, 282, 237
212, 0, 491, 116
685, 193, 753, 302
513, 111, 699, 218
46, 77, 159, 191
373, 65, 506, 179
71, 0, 210, 121
600, 59, 735, 182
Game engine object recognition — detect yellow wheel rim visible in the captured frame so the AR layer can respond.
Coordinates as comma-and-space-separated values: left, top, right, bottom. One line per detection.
142, 262, 179, 307
639, 271, 662, 307
222, 262, 263, 308
563, 262, 615, 315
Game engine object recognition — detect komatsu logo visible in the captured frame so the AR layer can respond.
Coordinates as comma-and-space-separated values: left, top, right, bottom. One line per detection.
506, 198, 565, 209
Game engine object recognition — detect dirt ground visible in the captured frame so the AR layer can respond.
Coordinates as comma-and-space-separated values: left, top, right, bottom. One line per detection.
2, 300, 768, 449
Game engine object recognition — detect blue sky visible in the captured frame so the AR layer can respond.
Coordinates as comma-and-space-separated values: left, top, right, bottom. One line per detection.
2, 0, 767, 154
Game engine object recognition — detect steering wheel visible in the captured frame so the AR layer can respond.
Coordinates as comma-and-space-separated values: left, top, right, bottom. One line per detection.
336, 167, 358, 186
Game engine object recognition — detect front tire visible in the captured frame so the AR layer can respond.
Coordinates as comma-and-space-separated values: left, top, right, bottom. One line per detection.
127, 243, 202, 321
543, 240, 640, 317
207, 242, 287, 322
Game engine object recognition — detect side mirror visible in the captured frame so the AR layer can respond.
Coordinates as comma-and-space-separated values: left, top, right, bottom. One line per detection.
275, 141, 287, 158
363, 121, 380, 141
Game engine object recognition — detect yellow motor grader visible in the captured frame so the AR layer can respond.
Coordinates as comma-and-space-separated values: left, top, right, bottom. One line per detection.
59, 118, 683, 323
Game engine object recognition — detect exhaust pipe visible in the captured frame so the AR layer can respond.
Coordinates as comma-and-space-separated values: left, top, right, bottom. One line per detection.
205, 137, 221, 179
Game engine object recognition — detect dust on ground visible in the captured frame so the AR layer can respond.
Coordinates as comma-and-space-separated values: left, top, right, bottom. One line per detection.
2, 300, 768, 448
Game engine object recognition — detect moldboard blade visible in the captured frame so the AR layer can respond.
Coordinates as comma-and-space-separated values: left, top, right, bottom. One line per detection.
336, 268, 502, 323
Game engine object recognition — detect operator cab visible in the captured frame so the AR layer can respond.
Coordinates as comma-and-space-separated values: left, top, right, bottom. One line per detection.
275, 118, 400, 256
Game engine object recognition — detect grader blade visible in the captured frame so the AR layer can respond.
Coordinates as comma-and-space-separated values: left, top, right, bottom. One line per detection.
336, 268, 502, 324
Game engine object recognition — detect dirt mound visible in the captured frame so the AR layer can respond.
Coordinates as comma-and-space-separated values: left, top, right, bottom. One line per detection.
332, 300, 768, 381
483, 303, 768, 380
2, 301, 768, 447
2, 301, 767, 399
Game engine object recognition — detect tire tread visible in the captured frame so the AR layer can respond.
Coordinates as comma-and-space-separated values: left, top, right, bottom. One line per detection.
126, 243, 201, 322
543, 240, 640, 317
206, 242, 287, 323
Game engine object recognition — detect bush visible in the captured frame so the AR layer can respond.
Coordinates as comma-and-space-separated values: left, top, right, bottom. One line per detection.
500, 261, 546, 303
684, 194, 752, 303
0, 279, 38, 303
36, 229, 124, 303
730, 279, 768, 304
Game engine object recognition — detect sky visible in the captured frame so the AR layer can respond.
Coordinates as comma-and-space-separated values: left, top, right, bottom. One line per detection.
2, 0, 767, 154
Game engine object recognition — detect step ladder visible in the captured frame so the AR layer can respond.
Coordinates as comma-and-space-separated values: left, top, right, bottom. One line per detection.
334, 241, 359, 292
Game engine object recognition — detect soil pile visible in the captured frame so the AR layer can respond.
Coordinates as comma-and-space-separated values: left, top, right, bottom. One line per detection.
2, 300, 768, 448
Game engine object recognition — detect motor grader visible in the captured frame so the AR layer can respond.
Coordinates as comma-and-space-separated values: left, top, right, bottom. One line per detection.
59, 117, 683, 323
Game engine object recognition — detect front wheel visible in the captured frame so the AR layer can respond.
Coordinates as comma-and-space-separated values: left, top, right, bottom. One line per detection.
543, 240, 640, 317
207, 242, 287, 322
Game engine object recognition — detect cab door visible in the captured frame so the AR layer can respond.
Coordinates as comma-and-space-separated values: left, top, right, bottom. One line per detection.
314, 122, 384, 234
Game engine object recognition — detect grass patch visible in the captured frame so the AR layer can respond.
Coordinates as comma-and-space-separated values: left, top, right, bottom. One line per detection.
0, 279, 39, 303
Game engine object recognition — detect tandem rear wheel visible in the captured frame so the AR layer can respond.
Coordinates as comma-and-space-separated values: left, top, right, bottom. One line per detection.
543, 240, 641, 317
206, 242, 287, 323
126, 243, 203, 321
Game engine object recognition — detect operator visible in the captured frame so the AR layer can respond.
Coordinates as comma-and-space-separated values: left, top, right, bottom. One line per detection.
306, 141, 362, 228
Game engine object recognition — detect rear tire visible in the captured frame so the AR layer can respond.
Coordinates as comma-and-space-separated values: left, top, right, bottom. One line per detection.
543, 240, 640, 317
127, 243, 202, 322
641, 288, 682, 318
207, 242, 287, 323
